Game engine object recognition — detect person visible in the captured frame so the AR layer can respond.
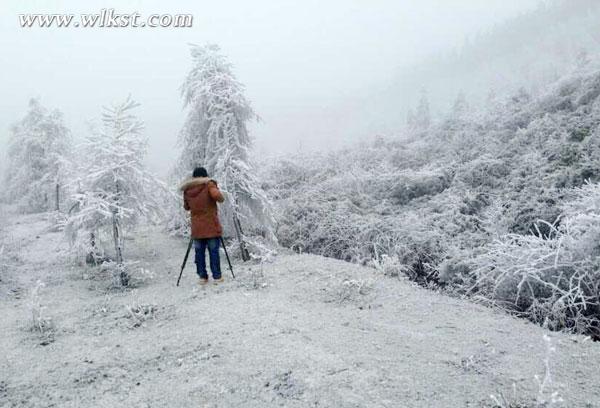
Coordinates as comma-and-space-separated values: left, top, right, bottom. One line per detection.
179, 167, 225, 284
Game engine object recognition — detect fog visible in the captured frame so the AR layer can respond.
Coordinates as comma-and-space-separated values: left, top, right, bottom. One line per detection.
0, 0, 542, 176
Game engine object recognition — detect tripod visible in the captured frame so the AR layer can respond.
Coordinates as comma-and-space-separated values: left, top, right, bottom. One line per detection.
176, 237, 235, 286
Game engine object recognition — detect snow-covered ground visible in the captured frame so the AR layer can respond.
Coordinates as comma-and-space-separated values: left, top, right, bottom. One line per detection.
1, 206, 599, 408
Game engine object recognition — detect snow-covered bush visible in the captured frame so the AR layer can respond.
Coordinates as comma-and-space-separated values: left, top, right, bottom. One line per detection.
372, 254, 407, 278
28, 280, 55, 344
468, 182, 600, 338
561, 181, 600, 257
124, 290, 157, 328
335, 278, 375, 304
455, 156, 509, 189
102, 261, 154, 289
390, 167, 451, 205
262, 158, 313, 200
273, 164, 453, 284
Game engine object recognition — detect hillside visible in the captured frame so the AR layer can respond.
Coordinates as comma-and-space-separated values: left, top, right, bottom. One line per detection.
263, 60, 600, 339
1, 206, 599, 407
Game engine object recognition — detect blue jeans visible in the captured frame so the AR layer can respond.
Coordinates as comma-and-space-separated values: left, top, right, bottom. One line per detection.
194, 238, 222, 279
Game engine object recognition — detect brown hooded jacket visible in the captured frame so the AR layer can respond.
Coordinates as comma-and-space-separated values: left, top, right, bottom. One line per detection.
179, 177, 225, 239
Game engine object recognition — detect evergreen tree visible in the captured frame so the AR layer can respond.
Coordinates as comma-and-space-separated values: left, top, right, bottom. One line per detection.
442, 91, 471, 133
409, 90, 431, 132
415, 91, 431, 130
451, 92, 469, 119
65, 97, 164, 285
4, 98, 71, 212
405, 108, 416, 129
173, 44, 276, 256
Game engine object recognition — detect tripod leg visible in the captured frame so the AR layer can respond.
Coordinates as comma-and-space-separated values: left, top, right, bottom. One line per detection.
177, 238, 193, 286
220, 237, 235, 279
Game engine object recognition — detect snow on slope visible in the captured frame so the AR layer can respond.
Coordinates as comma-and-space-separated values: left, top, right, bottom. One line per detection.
1, 207, 599, 407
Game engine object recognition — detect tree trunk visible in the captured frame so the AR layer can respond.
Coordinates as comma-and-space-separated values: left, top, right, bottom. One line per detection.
233, 211, 250, 262
55, 183, 60, 212
112, 181, 128, 286
112, 211, 128, 285
111, 212, 123, 264
86, 232, 98, 265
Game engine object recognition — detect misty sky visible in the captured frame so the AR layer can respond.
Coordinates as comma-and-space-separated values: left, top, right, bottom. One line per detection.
0, 0, 542, 176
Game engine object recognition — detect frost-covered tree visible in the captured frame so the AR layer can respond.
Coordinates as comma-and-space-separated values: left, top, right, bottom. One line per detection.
407, 90, 431, 133
451, 92, 469, 119
172, 43, 276, 257
4, 98, 71, 212
65, 97, 164, 285
405, 108, 416, 128
415, 91, 431, 130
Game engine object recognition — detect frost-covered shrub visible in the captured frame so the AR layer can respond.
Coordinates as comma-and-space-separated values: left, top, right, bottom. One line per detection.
271, 147, 476, 285
575, 73, 600, 107
28, 280, 55, 344
438, 250, 473, 287
276, 176, 452, 283
380, 211, 449, 285
123, 290, 159, 328
243, 236, 278, 262
390, 167, 451, 205
277, 196, 371, 262
372, 254, 407, 278
46, 211, 68, 233
468, 182, 600, 338
450, 189, 488, 218
456, 156, 509, 189
475, 239, 599, 336
505, 190, 562, 237
335, 279, 375, 304
491, 335, 563, 408
561, 182, 600, 258
100, 261, 154, 289
263, 158, 313, 200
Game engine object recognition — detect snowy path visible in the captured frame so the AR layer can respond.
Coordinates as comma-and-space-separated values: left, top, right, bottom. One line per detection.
1, 210, 599, 407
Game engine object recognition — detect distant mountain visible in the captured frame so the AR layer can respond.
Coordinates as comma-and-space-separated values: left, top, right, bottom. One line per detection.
367, 0, 600, 131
